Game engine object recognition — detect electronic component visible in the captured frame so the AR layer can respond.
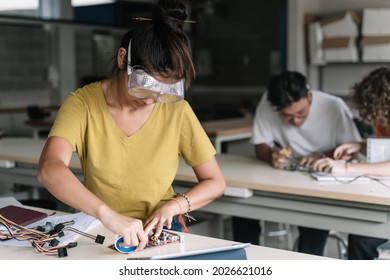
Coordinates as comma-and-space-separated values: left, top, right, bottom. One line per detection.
49, 238, 60, 247
95, 234, 105, 244
67, 242, 78, 248
273, 141, 314, 172
57, 248, 68, 258
37, 221, 54, 233
147, 230, 183, 246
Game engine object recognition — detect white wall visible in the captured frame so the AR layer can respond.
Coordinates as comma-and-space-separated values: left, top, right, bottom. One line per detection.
287, 0, 320, 75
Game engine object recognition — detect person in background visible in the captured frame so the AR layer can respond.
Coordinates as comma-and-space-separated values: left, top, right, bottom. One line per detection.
314, 67, 390, 259
37, 0, 225, 251
232, 71, 362, 256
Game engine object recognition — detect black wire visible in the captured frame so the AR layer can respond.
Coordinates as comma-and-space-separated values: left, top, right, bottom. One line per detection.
367, 176, 390, 188
327, 174, 366, 184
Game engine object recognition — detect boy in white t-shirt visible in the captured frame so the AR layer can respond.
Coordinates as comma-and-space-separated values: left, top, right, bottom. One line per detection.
232, 71, 361, 256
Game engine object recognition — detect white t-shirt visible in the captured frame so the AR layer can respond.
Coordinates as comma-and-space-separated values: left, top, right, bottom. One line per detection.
251, 90, 362, 156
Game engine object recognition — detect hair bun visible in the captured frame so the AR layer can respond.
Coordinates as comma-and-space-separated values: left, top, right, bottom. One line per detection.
152, 0, 187, 31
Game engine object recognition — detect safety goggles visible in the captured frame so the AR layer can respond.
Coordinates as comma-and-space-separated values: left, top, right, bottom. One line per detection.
127, 67, 184, 103
126, 40, 184, 103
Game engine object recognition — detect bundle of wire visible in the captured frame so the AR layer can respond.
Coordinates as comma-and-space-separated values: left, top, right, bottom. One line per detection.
0, 214, 105, 257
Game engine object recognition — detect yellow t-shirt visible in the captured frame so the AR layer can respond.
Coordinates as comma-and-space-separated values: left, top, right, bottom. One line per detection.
49, 82, 216, 221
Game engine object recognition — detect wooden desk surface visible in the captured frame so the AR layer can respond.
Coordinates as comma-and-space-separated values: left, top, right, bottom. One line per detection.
1, 137, 390, 206
201, 117, 252, 137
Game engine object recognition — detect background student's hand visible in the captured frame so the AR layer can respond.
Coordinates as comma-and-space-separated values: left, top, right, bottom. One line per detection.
299, 153, 324, 168
312, 157, 347, 173
270, 148, 290, 169
333, 142, 361, 161
143, 199, 178, 238
99, 208, 148, 251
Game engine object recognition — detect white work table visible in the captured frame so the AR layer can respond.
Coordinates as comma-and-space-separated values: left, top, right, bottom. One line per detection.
1, 137, 390, 240
201, 117, 252, 154
0, 206, 327, 260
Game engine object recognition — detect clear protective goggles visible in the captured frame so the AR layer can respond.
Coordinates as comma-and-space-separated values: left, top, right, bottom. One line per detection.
127, 67, 184, 103
126, 40, 184, 103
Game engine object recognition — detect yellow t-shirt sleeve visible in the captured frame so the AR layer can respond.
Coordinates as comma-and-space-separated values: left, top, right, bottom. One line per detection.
48, 92, 87, 154
179, 103, 216, 166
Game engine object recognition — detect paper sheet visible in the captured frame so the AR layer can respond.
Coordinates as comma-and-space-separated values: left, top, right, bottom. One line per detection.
0, 196, 23, 208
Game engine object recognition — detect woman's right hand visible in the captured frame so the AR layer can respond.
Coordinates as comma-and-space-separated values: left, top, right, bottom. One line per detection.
99, 207, 149, 251
333, 142, 361, 161
312, 157, 346, 173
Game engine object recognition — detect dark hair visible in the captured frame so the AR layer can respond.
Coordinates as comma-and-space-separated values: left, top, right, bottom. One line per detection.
110, 0, 195, 90
267, 71, 310, 110
352, 67, 390, 126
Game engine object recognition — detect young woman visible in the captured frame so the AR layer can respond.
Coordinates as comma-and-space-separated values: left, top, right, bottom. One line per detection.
313, 67, 390, 259
37, 0, 225, 251
314, 67, 390, 175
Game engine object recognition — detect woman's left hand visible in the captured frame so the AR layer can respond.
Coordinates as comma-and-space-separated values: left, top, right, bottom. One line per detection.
143, 199, 179, 238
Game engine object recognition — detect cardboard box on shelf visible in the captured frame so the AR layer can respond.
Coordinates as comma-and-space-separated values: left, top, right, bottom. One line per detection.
362, 9, 390, 36
307, 11, 361, 65
321, 10, 361, 38
322, 37, 359, 62
307, 21, 325, 65
320, 11, 360, 63
360, 9, 390, 62
361, 36, 390, 62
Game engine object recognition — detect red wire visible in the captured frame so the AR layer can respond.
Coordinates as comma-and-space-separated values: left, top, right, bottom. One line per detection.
177, 214, 188, 233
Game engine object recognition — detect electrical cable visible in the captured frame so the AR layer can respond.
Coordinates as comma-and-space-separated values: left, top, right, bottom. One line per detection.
0, 214, 105, 257
287, 158, 390, 188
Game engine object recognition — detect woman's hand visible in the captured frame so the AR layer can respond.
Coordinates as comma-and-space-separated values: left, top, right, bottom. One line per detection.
312, 157, 347, 174
143, 199, 180, 238
333, 142, 361, 161
98, 207, 148, 251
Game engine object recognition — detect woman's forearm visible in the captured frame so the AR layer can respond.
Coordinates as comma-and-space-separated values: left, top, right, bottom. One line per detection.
347, 160, 390, 177
38, 159, 108, 219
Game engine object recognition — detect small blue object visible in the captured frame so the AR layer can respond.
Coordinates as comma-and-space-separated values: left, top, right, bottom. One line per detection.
115, 236, 137, 254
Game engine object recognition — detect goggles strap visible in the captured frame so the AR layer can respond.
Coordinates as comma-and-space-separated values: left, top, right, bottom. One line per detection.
127, 39, 133, 75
